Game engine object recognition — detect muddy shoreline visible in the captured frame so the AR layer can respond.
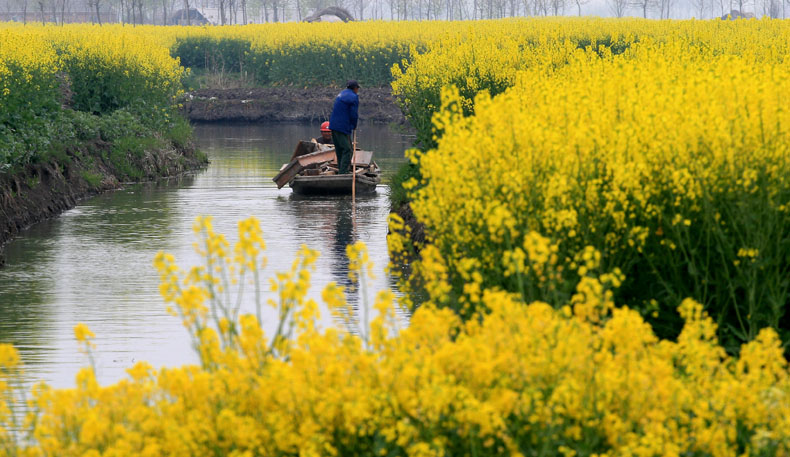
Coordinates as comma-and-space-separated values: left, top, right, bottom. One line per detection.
0, 141, 207, 266
182, 86, 405, 124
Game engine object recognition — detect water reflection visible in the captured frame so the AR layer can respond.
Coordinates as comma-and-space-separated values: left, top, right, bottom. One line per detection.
0, 231, 56, 365
0, 122, 409, 388
330, 198, 356, 290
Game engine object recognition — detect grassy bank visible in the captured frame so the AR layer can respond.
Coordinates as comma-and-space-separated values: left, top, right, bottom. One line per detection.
0, 27, 187, 170
0, 116, 205, 257
0, 27, 207, 252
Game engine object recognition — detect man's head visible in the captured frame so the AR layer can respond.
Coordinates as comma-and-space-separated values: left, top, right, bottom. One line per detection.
347, 80, 360, 94
320, 121, 332, 141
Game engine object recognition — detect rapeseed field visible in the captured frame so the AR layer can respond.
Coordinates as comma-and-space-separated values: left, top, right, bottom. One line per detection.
2, 18, 790, 457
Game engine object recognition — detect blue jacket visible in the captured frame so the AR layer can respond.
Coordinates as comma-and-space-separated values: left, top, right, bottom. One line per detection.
329, 88, 358, 135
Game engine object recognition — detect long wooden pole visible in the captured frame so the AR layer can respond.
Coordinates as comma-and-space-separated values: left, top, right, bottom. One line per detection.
352, 130, 357, 205
352, 130, 357, 232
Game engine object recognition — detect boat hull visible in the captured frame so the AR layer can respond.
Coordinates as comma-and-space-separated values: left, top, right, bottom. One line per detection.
290, 173, 379, 195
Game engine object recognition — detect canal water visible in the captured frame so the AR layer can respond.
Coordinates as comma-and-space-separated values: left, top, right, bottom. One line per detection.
0, 122, 412, 388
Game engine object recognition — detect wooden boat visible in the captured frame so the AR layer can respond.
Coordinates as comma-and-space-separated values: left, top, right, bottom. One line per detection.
272, 141, 381, 195
290, 168, 381, 195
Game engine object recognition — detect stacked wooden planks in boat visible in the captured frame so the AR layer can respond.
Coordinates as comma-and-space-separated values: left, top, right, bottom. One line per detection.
273, 140, 381, 195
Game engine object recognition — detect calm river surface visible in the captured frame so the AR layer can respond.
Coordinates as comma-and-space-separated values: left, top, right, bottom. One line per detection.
0, 122, 412, 388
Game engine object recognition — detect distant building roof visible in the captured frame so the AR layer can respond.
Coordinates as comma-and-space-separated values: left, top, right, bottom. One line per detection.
169, 8, 210, 25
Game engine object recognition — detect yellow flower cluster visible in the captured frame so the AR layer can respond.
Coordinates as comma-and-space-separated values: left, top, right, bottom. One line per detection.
9, 18, 789, 97
0, 25, 183, 118
0, 28, 62, 167
2, 218, 790, 456
399, 26, 790, 348
391, 18, 790, 147
0, 24, 187, 167
0, 28, 58, 100
0, 21, 442, 87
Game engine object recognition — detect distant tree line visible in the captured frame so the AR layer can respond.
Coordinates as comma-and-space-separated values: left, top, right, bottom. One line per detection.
0, 0, 788, 25
612, 0, 785, 18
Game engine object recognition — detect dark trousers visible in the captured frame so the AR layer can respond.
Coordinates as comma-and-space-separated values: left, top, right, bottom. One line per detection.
332, 130, 353, 174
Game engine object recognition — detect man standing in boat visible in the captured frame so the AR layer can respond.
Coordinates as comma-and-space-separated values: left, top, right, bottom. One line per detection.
329, 80, 359, 174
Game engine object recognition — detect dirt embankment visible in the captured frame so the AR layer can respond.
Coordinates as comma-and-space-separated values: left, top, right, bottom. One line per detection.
395, 202, 426, 248
0, 141, 206, 265
182, 86, 405, 124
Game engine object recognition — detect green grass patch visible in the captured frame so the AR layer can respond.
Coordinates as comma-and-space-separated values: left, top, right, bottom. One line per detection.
389, 161, 421, 209
164, 116, 194, 149
182, 67, 257, 91
108, 135, 164, 180
80, 171, 103, 188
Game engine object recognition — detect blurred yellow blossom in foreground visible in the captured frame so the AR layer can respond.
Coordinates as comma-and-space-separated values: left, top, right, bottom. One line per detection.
0, 216, 786, 456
